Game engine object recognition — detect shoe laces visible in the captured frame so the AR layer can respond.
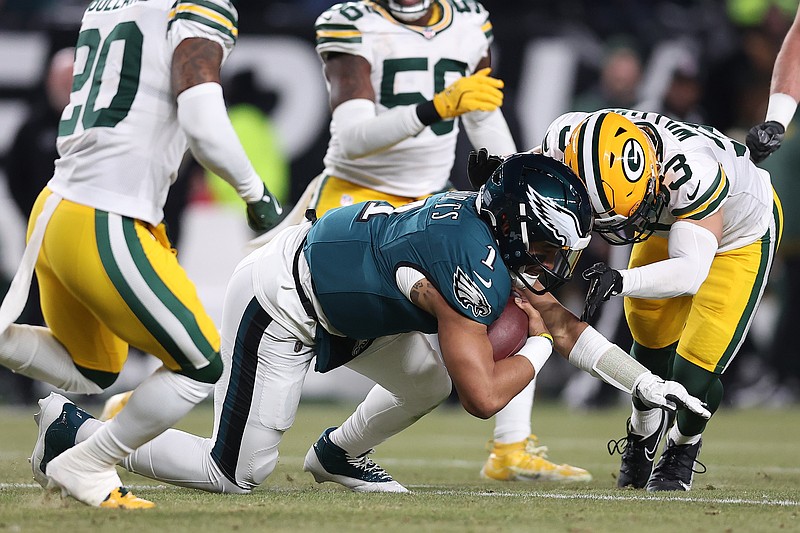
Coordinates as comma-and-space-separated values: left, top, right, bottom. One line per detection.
346, 450, 393, 480
524, 435, 549, 458
607, 418, 634, 456
606, 436, 628, 456
657, 443, 707, 477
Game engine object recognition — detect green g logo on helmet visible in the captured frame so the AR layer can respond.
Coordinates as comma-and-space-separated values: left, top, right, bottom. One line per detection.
621, 138, 645, 183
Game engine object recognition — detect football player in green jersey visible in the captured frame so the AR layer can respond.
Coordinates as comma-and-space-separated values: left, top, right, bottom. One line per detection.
249, 0, 593, 483
36, 153, 710, 494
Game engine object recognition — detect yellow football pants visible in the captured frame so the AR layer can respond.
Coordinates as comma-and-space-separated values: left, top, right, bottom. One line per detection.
310, 175, 441, 217
29, 188, 220, 380
625, 194, 783, 373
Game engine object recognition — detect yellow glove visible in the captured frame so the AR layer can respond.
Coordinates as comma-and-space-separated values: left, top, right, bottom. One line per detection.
432, 68, 504, 120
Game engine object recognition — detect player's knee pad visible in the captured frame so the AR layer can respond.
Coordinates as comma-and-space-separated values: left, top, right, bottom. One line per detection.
164, 367, 215, 404
244, 446, 279, 490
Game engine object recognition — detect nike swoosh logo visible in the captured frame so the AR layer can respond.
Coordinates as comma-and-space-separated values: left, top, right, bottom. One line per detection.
644, 444, 658, 463
686, 182, 701, 201
474, 272, 492, 289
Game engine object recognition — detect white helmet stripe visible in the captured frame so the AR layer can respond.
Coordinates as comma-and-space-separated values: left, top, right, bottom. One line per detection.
519, 202, 529, 250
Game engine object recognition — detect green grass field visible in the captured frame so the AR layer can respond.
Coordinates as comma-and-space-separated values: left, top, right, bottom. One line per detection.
0, 400, 798, 532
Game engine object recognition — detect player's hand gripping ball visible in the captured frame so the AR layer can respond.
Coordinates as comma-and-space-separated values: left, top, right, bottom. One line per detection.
487, 294, 529, 361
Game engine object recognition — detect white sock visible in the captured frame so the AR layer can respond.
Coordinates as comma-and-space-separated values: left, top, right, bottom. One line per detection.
73, 366, 212, 467
76, 418, 104, 444
630, 406, 663, 437
332, 382, 442, 457
492, 378, 535, 444
668, 425, 701, 446
0, 324, 102, 394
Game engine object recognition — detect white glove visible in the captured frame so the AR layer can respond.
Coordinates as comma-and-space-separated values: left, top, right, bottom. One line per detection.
633, 372, 711, 419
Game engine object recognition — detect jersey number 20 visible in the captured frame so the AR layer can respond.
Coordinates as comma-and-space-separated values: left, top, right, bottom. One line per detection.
59, 21, 143, 137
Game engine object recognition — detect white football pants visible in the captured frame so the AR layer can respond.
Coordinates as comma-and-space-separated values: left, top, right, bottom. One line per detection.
122, 253, 452, 493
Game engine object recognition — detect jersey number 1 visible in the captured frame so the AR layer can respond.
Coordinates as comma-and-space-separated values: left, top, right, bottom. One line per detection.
59, 21, 143, 137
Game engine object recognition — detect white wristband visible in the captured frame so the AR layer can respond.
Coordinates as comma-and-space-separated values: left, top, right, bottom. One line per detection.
765, 93, 798, 129
515, 335, 553, 376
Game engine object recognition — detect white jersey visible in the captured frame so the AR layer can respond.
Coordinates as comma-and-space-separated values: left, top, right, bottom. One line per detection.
49, 0, 237, 226
541, 109, 775, 252
315, 0, 493, 197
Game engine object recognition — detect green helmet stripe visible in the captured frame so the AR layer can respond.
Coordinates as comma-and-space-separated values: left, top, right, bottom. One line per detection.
590, 112, 613, 213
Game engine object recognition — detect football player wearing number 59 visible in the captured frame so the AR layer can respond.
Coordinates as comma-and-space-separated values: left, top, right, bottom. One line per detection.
0, 0, 282, 509
247, 0, 591, 485
537, 109, 783, 491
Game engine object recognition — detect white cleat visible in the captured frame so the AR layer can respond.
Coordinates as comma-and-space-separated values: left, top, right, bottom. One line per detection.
30, 393, 94, 488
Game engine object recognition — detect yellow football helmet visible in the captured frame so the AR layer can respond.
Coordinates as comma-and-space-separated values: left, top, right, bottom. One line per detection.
564, 111, 665, 244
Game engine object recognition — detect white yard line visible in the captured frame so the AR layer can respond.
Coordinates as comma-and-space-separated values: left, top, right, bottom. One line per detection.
3, 482, 797, 507
416, 487, 800, 506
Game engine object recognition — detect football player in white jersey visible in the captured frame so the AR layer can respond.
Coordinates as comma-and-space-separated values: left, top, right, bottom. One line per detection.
1, 0, 281, 508
534, 109, 782, 491
248, 0, 589, 484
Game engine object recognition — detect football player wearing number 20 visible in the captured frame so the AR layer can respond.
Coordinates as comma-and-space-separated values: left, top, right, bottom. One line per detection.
537, 109, 783, 491
1, 0, 281, 509
248, 0, 590, 484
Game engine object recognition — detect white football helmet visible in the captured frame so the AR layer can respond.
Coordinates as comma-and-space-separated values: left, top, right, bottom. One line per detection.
376, 0, 433, 22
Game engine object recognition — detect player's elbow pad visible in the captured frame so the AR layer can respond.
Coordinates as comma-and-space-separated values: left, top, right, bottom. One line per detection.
333, 99, 425, 159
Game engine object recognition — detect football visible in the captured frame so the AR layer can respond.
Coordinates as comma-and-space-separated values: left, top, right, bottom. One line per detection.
487, 294, 529, 361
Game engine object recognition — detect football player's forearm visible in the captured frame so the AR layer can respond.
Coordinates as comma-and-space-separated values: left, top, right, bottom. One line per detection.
461, 108, 517, 155
177, 83, 262, 202
767, 13, 800, 126
333, 99, 427, 159
771, 12, 800, 101
620, 220, 717, 298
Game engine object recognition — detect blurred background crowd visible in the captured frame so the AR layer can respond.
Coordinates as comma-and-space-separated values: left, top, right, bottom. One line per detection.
0, 0, 797, 408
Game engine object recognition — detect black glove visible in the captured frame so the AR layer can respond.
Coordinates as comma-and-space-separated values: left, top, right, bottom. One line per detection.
746, 121, 785, 164
246, 183, 283, 233
581, 262, 623, 322
467, 148, 503, 190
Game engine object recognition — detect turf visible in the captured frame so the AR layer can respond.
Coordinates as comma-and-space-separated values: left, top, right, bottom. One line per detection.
0, 400, 798, 532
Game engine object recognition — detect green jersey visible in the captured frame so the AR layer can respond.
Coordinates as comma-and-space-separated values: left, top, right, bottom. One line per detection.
305, 191, 512, 340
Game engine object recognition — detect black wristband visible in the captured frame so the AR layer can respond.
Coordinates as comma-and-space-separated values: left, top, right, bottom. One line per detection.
416, 100, 442, 126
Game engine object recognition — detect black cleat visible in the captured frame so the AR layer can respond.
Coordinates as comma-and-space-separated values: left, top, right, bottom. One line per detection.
608, 411, 669, 489
645, 438, 705, 491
